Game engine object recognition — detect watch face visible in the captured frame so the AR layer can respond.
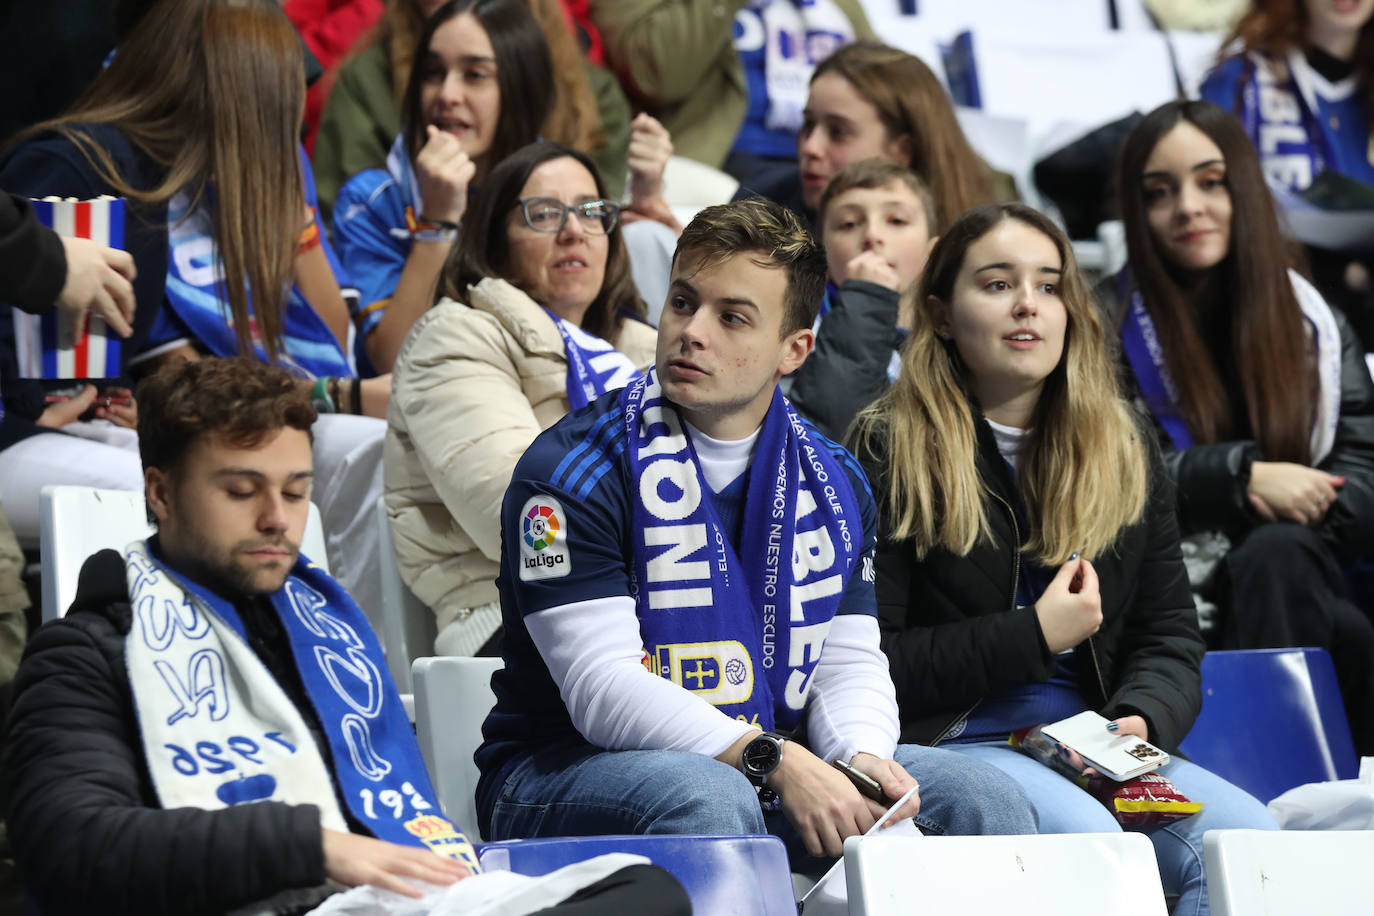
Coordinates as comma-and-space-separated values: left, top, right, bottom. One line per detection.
743, 737, 782, 776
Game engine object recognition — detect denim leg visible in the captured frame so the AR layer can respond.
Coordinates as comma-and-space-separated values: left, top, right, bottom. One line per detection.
893, 743, 1039, 835
944, 742, 1121, 833
949, 743, 1280, 916
1150, 758, 1278, 916
487, 742, 765, 841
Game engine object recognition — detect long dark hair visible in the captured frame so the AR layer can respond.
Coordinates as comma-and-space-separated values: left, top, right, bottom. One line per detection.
16, 0, 305, 362
1116, 99, 1314, 463
401, 0, 554, 181
439, 141, 645, 340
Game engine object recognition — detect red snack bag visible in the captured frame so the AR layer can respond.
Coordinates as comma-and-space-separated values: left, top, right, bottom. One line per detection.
1086, 771, 1204, 828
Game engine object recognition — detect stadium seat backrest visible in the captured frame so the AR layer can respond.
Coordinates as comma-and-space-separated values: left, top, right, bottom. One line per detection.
479, 834, 797, 916
374, 496, 437, 693
40, 484, 328, 621
412, 655, 501, 840
1205, 829, 1374, 915
844, 833, 1167, 915
1179, 648, 1358, 803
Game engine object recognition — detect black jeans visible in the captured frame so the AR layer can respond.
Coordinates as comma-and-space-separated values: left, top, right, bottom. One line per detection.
533, 864, 692, 916
1216, 522, 1374, 755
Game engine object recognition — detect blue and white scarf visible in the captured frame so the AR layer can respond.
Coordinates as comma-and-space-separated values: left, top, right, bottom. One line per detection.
1120, 269, 1342, 462
621, 369, 862, 731
544, 309, 640, 410
123, 539, 478, 906
149, 190, 351, 379
1234, 51, 1334, 192
748, 0, 855, 134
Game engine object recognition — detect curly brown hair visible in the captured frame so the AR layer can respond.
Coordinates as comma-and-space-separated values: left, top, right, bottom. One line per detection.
136, 357, 316, 476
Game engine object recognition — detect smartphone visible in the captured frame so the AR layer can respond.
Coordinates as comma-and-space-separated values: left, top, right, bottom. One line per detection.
831, 758, 885, 801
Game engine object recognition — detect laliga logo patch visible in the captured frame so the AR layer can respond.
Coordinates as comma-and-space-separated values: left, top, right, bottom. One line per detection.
523, 502, 561, 551
518, 495, 570, 581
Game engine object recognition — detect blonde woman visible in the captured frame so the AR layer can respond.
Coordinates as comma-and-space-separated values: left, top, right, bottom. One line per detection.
850, 203, 1275, 916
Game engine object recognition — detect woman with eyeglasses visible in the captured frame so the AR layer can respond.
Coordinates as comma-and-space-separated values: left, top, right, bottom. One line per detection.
385, 140, 655, 656
331, 0, 674, 375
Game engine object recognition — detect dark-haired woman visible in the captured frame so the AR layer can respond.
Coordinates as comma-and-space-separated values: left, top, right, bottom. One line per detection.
853, 201, 1277, 916
385, 141, 655, 656
1200, 0, 1374, 347
1107, 99, 1374, 753
0, 0, 389, 620
332, 0, 674, 374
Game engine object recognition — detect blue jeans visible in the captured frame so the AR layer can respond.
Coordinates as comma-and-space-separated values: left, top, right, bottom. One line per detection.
947, 742, 1279, 916
484, 741, 1038, 861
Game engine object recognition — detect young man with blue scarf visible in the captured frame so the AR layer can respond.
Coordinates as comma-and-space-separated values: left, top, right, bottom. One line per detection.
1, 357, 688, 915
477, 198, 1037, 860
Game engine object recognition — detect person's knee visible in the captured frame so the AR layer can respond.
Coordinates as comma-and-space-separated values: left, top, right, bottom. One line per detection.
896, 745, 1039, 835
645, 757, 764, 835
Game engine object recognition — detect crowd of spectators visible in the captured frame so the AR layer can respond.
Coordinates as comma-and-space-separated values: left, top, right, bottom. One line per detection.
1, 0, 1372, 912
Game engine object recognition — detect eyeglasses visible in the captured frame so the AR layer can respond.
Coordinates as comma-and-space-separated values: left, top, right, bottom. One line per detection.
515, 196, 620, 235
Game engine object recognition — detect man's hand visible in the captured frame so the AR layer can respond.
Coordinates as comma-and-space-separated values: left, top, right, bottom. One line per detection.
1034, 556, 1101, 654
414, 126, 476, 227
1248, 461, 1343, 527
321, 829, 469, 899
55, 235, 136, 340
849, 752, 920, 826
769, 742, 878, 857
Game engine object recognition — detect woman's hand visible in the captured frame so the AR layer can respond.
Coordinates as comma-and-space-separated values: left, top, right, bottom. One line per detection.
1106, 715, 1149, 741
91, 386, 137, 429
626, 113, 673, 207
55, 236, 136, 339
414, 125, 477, 226
1035, 556, 1102, 654
1248, 461, 1344, 527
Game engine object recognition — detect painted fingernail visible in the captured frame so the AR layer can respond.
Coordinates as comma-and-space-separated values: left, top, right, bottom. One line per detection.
1106, 722, 1119, 732
1069, 552, 1079, 561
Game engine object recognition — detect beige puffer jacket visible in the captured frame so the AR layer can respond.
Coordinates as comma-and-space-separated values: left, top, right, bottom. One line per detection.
384, 278, 658, 654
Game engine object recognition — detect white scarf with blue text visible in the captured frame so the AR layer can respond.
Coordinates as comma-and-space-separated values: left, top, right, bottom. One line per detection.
123, 540, 478, 912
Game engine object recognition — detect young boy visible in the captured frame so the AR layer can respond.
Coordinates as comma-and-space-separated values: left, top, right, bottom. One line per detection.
789, 158, 938, 440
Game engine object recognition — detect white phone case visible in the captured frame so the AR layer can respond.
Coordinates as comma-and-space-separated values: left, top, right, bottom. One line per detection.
1041, 710, 1170, 781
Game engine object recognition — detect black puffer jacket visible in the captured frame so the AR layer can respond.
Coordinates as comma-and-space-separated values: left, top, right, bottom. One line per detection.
1100, 276, 1374, 567
788, 279, 905, 442
1, 550, 326, 916
854, 414, 1206, 753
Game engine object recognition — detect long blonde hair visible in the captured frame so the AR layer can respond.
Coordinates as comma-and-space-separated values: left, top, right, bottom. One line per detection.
850, 204, 1147, 564
16, 0, 306, 361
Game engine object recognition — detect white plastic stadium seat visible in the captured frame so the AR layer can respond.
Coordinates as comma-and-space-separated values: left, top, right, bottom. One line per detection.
844, 833, 1168, 915
412, 655, 502, 840
1204, 829, 1374, 916
39, 484, 328, 621
374, 496, 438, 693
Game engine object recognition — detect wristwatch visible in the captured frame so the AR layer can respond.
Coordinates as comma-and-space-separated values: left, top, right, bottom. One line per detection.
741, 731, 785, 789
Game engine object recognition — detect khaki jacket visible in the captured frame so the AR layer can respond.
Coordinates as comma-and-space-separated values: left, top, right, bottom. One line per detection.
589, 0, 874, 169
384, 278, 657, 637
